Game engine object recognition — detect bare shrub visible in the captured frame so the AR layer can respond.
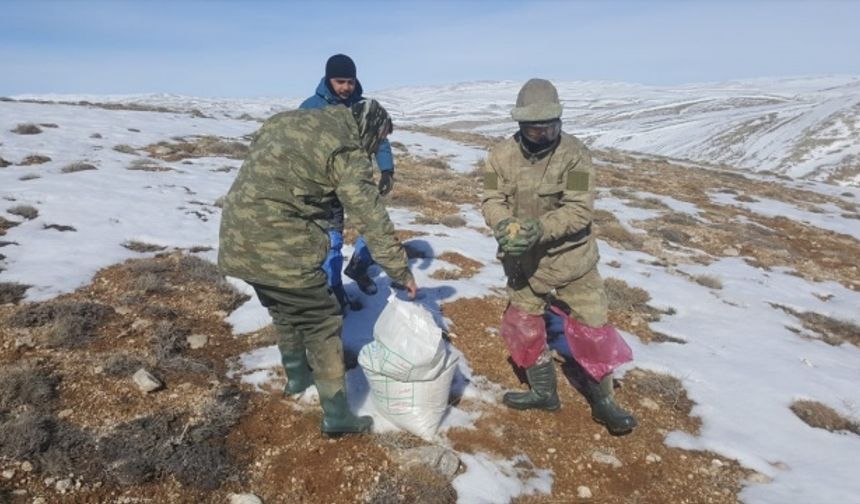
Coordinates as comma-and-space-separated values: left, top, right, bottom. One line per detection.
0, 411, 53, 459
103, 353, 148, 376
0, 282, 29, 304
175, 255, 249, 311
128, 158, 171, 172
0, 156, 11, 167
774, 304, 860, 347
440, 214, 467, 228
61, 162, 97, 173
8, 205, 38, 220
367, 465, 457, 504
123, 240, 167, 253
390, 189, 430, 208
605, 278, 651, 312
605, 278, 667, 321
790, 400, 860, 435
132, 272, 172, 295
113, 144, 138, 154
127, 257, 171, 274
90, 132, 103, 139
693, 275, 723, 289
19, 173, 40, 181
596, 219, 644, 250
662, 212, 699, 226
10, 300, 114, 348
19, 154, 51, 165
422, 157, 450, 170
0, 215, 20, 233
627, 369, 694, 414
12, 123, 42, 135
656, 227, 692, 246
140, 303, 179, 320
0, 364, 57, 411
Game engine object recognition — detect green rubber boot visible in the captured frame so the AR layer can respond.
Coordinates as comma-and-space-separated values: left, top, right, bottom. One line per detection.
585, 374, 637, 435
320, 390, 373, 437
502, 360, 561, 411
281, 350, 314, 395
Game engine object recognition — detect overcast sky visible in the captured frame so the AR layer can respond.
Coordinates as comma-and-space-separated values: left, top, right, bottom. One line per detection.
2, 0, 858, 99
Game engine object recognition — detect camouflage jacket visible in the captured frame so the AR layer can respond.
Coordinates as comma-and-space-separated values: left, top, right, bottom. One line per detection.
218, 106, 411, 289
481, 132, 599, 291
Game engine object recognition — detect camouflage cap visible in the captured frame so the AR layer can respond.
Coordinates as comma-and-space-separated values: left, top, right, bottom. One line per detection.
511, 78, 563, 122
351, 99, 393, 154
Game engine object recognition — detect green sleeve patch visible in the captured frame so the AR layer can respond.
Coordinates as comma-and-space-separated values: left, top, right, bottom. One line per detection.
567, 171, 590, 191
484, 172, 498, 190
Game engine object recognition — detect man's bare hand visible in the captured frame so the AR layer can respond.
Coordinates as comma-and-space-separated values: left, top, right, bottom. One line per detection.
403, 278, 418, 300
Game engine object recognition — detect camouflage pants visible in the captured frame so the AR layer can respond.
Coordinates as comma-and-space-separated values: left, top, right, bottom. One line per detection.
252, 281, 345, 399
507, 264, 608, 327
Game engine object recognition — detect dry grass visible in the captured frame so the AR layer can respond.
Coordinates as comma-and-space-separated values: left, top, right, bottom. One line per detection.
594, 210, 645, 250
790, 400, 860, 435
61, 162, 97, 173
1, 215, 20, 234
626, 369, 696, 415
0, 282, 30, 304
144, 136, 248, 162
19, 154, 51, 165
10, 299, 115, 348
439, 214, 467, 228
122, 240, 167, 253
8, 204, 39, 220
113, 144, 138, 154
773, 304, 860, 347
693, 275, 723, 290
605, 277, 667, 322
128, 158, 171, 172
12, 123, 43, 135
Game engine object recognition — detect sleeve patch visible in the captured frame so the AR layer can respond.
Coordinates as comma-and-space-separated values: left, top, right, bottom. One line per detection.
567, 171, 590, 191
484, 172, 498, 190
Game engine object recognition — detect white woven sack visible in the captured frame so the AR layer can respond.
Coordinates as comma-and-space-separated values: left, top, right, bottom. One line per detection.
371, 295, 446, 382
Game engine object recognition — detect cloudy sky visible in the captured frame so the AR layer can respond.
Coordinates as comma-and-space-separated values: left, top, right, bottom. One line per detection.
2, 0, 858, 99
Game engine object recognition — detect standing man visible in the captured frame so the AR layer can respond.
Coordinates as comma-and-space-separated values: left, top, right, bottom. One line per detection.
219, 99, 417, 436
481, 79, 637, 435
300, 54, 396, 309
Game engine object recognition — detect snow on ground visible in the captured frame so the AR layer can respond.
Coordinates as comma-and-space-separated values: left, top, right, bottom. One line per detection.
710, 192, 860, 241
389, 130, 486, 173
3, 94, 860, 503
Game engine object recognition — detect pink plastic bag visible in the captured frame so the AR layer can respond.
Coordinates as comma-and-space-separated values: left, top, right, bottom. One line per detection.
549, 306, 632, 381
500, 305, 548, 368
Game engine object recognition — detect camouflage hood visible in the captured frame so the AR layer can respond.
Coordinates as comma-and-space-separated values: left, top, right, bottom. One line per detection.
350, 99, 393, 154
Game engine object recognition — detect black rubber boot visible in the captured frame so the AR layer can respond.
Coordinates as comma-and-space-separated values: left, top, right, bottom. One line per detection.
502, 360, 561, 411
281, 350, 314, 395
585, 374, 638, 435
344, 256, 378, 295
320, 390, 373, 437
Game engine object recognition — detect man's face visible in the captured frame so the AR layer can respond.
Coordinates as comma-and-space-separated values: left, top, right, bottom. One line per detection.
519, 120, 561, 145
329, 78, 356, 100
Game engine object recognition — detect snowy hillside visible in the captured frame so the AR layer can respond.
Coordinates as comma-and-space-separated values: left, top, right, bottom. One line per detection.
377, 76, 860, 186
11, 75, 860, 185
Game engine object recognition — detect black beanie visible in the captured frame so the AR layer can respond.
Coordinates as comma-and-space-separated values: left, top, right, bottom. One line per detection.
325, 54, 356, 80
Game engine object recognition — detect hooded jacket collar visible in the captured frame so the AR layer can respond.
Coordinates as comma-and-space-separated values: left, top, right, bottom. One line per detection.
314, 76, 365, 107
